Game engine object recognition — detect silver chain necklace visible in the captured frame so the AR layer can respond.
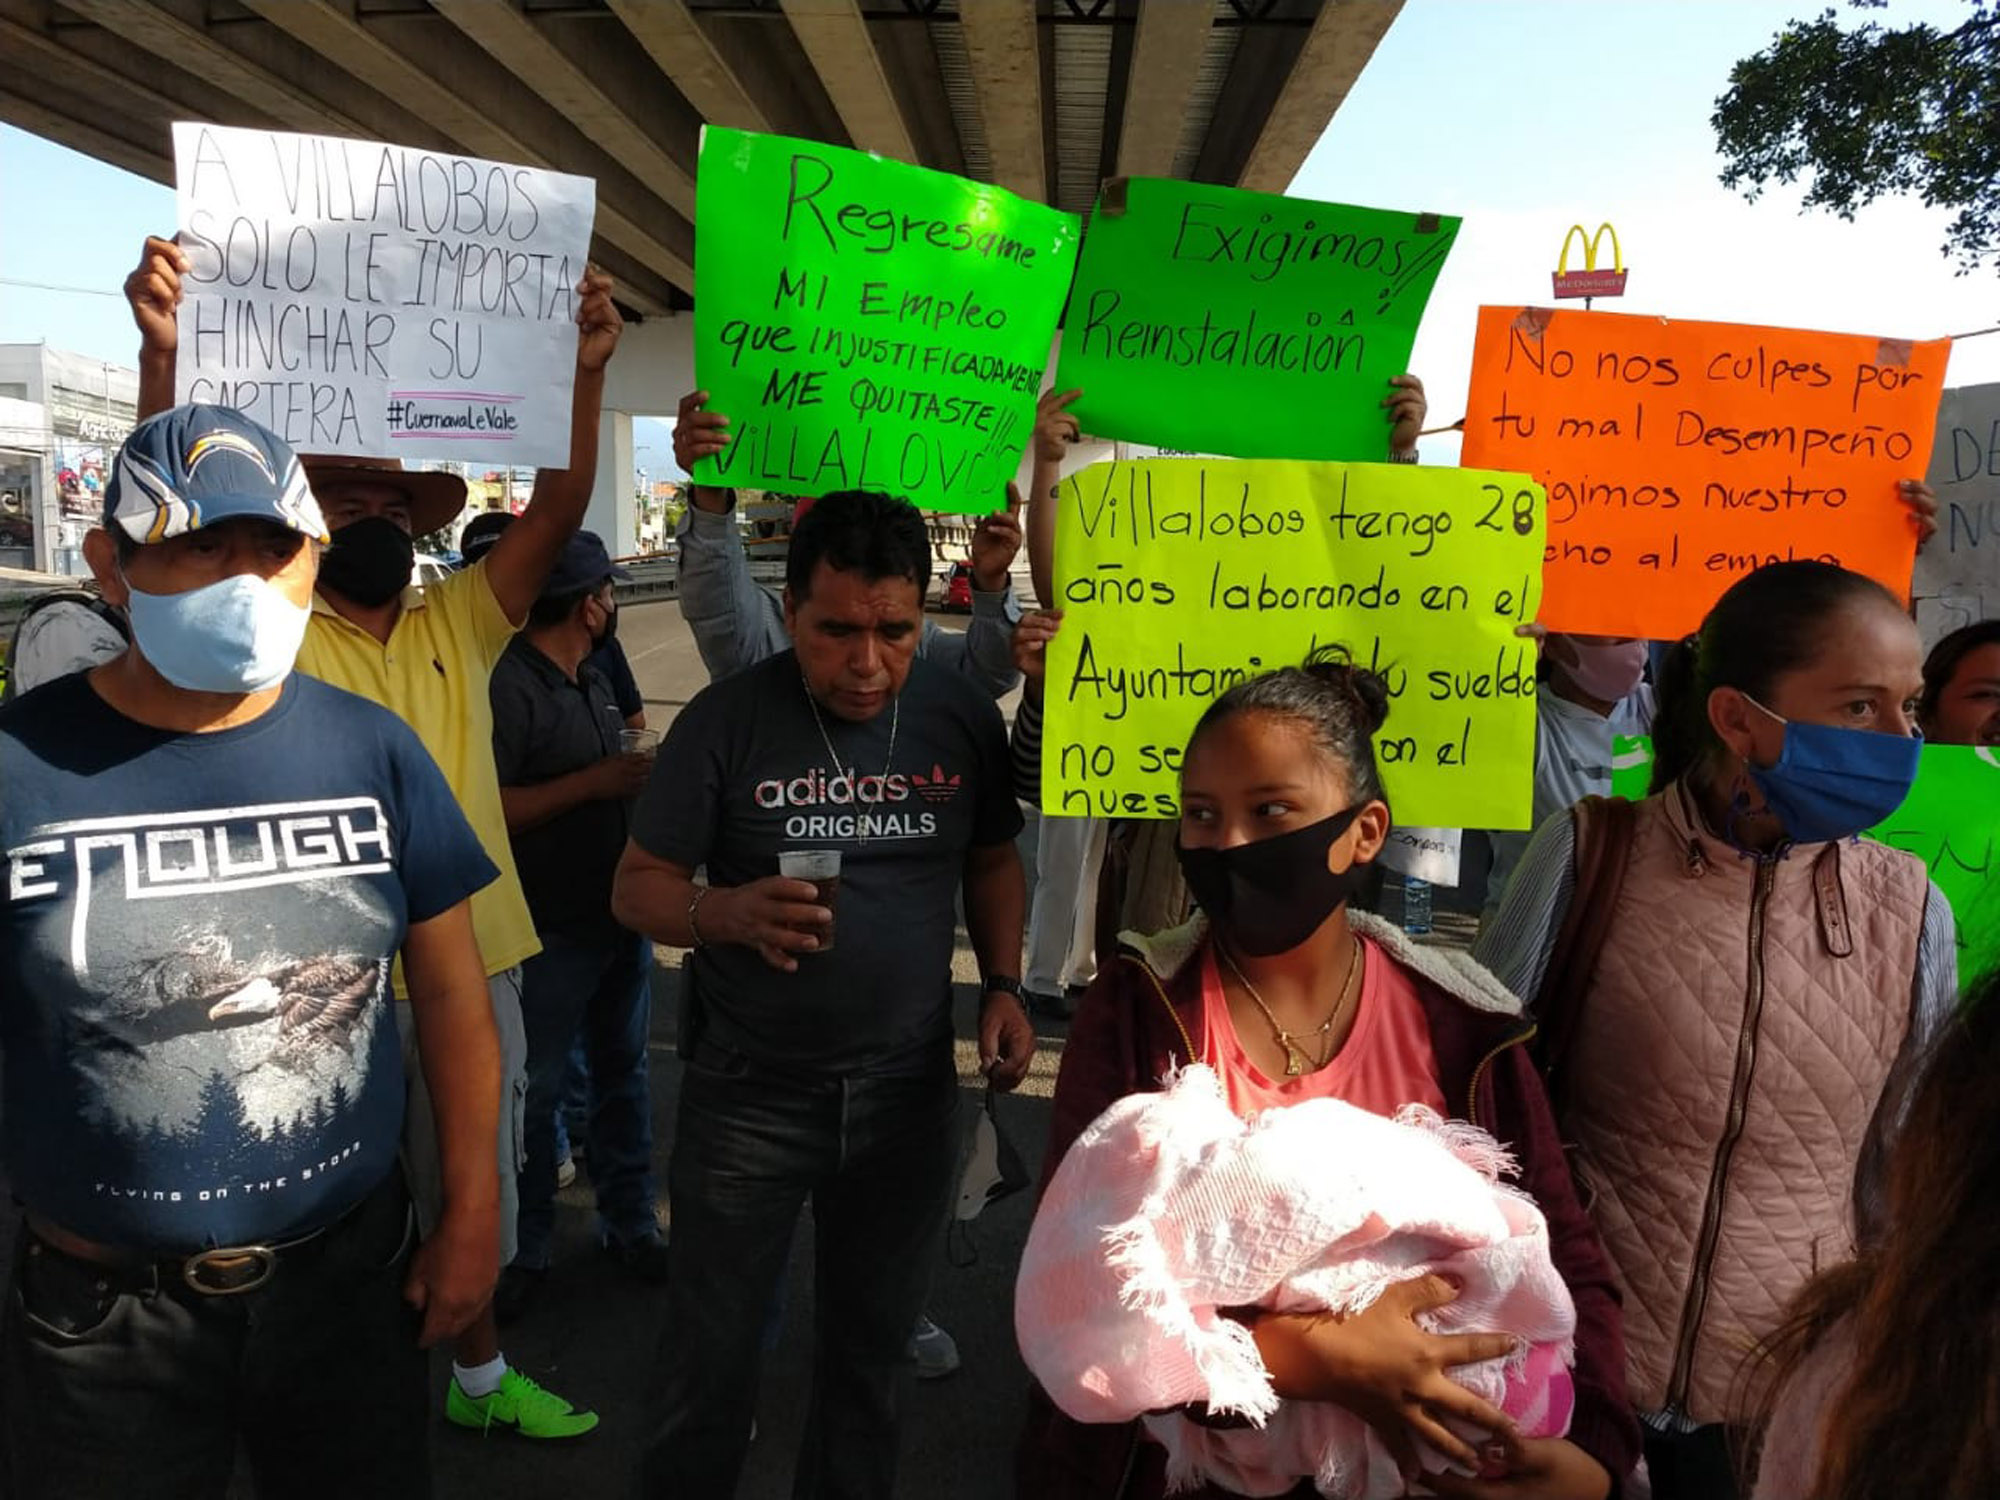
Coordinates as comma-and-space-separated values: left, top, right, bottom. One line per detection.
802, 674, 899, 845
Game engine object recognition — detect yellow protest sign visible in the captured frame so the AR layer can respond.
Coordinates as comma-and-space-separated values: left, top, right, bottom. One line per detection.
1043, 461, 1546, 829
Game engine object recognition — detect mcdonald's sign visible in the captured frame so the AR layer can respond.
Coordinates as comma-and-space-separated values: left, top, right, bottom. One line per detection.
1553, 222, 1627, 299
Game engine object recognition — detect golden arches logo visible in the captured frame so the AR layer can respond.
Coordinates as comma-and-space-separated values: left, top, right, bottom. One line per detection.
1552, 223, 1627, 299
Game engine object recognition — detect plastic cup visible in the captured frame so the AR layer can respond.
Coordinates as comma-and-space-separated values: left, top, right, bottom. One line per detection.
619, 728, 661, 756
778, 849, 841, 953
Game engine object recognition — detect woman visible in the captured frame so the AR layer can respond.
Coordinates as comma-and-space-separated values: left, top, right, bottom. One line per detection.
1474, 561, 1959, 1500
1749, 970, 2000, 1500
1019, 647, 1639, 1500
1917, 618, 2000, 746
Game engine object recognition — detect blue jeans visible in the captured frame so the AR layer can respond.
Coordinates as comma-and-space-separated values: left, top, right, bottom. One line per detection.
639, 1039, 959, 1500
514, 931, 657, 1270
553, 1041, 589, 1164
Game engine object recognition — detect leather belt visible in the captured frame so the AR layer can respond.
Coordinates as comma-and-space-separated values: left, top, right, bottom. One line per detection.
24, 1198, 362, 1297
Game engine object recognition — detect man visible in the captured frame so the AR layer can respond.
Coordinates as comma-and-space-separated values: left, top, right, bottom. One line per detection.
613, 490, 1035, 1498
0, 405, 502, 1497
129, 234, 619, 1438
670, 388, 1022, 698
489, 530, 663, 1321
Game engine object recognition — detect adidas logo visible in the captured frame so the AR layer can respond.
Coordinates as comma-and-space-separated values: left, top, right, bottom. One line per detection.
909, 764, 963, 805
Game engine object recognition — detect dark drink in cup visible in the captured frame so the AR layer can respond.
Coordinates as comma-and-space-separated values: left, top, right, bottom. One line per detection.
778, 850, 841, 953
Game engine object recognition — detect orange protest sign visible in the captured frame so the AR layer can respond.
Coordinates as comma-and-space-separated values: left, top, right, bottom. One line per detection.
1461, 306, 1950, 637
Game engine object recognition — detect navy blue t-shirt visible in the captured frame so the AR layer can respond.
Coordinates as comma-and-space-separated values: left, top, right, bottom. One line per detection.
0, 672, 497, 1251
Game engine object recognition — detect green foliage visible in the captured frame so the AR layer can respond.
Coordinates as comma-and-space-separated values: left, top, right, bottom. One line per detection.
1713, 2, 2000, 273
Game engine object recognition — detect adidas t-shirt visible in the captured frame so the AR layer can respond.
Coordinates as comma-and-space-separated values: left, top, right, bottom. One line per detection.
0, 672, 496, 1250
635, 651, 1022, 1074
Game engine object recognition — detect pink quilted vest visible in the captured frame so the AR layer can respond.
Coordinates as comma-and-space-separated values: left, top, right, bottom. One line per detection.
1560, 783, 1926, 1424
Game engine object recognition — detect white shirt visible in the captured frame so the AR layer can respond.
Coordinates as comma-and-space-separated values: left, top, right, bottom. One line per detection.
1483, 680, 1657, 924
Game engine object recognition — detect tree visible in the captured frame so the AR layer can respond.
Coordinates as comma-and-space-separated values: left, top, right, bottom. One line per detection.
1713, 2, 2000, 273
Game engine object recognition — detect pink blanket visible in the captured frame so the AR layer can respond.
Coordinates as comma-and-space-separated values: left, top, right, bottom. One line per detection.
1016, 1065, 1575, 1498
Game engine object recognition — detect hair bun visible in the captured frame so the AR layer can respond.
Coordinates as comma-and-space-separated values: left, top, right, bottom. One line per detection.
1299, 645, 1392, 736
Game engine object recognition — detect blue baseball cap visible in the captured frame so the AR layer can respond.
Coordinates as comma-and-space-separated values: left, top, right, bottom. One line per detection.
105, 404, 328, 546
542, 530, 631, 599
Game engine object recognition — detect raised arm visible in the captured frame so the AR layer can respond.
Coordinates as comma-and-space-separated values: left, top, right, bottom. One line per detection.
1027, 388, 1081, 610
126, 234, 185, 420
670, 390, 788, 680
481, 271, 623, 625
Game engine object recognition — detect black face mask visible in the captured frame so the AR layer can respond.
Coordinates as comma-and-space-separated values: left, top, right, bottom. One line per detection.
318, 516, 415, 607
592, 597, 619, 648
1176, 807, 1373, 957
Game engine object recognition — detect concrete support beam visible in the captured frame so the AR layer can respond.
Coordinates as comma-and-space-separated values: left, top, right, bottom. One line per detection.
55, 0, 373, 138
0, 90, 168, 184
1238, 0, 1405, 194
778, 0, 917, 164
1115, 1, 1215, 180
958, 0, 1044, 199
0, 11, 248, 132
585, 407, 637, 560
238, 0, 686, 307
605, 0, 768, 131
429, 0, 697, 219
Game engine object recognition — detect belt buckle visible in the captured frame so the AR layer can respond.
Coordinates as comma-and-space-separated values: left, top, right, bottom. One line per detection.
182, 1245, 278, 1296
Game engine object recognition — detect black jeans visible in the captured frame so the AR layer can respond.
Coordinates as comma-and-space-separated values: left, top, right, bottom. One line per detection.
639, 1039, 960, 1500
0, 1167, 428, 1500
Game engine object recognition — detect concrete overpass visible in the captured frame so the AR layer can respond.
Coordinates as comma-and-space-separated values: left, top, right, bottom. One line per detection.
1, 0, 1406, 550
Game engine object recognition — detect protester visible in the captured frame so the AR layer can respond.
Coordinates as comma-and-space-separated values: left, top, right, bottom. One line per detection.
670, 388, 1022, 696
465, 510, 649, 732
0, 405, 504, 1498
1917, 618, 2000, 747
612, 488, 1035, 1498
1748, 967, 2000, 1500
489, 531, 664, 1322
1481, 633, 1658, 925
1474, 560, 1958, 1500
672, 394, 1022, 1377
127, 234, 619, 1440
1019, 646, 1638, 1500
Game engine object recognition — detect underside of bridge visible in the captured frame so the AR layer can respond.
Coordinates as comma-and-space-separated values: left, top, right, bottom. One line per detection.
1, 0, 1404, 319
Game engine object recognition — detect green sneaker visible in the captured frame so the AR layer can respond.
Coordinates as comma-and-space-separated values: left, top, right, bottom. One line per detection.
447, 1369, 599, 1440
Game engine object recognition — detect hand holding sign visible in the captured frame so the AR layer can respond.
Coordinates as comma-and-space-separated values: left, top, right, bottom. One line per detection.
575, 269, 623, 374
127, 235, 189, 361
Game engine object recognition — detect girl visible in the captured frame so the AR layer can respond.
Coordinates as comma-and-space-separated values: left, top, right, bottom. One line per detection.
1917, 618, 2000, 746
1019, 648, 1639, 1500
1475, 561, 1958, 1500
1750, 970, 2000, 1500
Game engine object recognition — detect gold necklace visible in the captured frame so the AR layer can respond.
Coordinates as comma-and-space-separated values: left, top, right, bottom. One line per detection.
1220, 936, 1362, 1077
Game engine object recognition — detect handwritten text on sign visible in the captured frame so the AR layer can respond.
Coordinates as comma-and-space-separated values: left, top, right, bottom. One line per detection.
1042, 461, 1546, 829
171, 123, 595, 468
693, 127, 1078, 516
1055, 179, 1459, 461
1461, 307, 1949, 638
1915, 382, 2000, 645
1869, 744, 2000, 987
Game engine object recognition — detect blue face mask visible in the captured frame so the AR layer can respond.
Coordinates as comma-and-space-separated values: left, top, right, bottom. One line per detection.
1741, 695, 1921, 845
123, 572, 312, 695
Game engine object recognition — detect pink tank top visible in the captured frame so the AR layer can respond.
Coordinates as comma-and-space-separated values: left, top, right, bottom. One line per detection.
1198, 937, 1447, 1121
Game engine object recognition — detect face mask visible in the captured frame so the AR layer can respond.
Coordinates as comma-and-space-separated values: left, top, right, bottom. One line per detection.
1556, 638, 1648, 703
1741, 696, 1921, 845
317, 515, 413, 606
1176, 807, 1372, 957
592, 596, 619, 647
124, 572, 311, 694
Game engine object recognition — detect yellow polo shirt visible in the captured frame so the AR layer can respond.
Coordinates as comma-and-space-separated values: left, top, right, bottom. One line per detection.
297, 562, 540, 985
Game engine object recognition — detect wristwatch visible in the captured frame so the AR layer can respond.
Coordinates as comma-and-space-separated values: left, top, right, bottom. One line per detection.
981, 974, 1024, 1002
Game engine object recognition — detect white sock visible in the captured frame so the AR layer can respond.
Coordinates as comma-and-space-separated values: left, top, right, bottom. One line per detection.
453, 1354, 509, 1398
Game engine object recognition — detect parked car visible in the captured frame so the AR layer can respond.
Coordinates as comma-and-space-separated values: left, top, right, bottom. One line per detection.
940, 560, 974, 613
413, 552, 452, 588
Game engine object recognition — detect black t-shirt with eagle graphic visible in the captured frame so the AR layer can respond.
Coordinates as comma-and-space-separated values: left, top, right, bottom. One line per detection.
0, 672, 495, 1251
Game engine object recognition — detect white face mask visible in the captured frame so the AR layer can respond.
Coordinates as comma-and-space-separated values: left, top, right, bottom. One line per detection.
123, 572, 311, 694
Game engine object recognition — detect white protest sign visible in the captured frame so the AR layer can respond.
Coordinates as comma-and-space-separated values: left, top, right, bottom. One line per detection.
1916, 382, 2000, 645
172, 123, 596, 468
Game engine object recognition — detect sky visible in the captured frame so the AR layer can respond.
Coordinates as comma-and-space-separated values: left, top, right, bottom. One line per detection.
1, 0, 1994, 476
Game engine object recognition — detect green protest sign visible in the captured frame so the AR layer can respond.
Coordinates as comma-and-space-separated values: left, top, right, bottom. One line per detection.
1053, 178, 1459, 461
1611, 735, 1655, 800
1869, 744, 2000, 988
692, 127, 1080, 516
